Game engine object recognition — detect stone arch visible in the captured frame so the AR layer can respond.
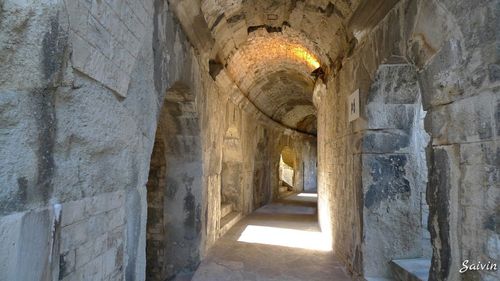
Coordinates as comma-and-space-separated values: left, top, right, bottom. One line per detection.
312, 1, 496, 279
274, 136, 318, 198
145, 82, 203, 280
278, 145, 296, 195
349, 1, 484, 279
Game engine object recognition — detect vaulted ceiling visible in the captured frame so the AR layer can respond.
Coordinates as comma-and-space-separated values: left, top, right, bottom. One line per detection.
170, 0, 394, 135
226, 32, 322, 134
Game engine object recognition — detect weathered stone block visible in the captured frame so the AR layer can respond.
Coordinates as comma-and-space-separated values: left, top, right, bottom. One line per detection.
79, 253, 105, 281
362, 130, 410, 154
0, 206, 60, 281
101, 247, 118, 278
0, 212, 23, 280
67, 0, 151, 97
417, 39, 466, 109
75, 232, 108, 268
0, 91, 40, 214
61, 219, 89, 253
365, 103, 416, 131
362, 153, 422, 277
426, 92, 496, 145
362, 154, 412, 210
61, 199, 86, 227
85, 191, 124, 217
408, 0, 457, 69
368, 64, 420, 104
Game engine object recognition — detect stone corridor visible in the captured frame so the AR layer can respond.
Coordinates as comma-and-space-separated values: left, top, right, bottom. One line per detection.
191, 193, 351, 281
0, 0, 498, 281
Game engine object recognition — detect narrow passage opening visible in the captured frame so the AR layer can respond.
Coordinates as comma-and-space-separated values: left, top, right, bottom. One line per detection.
146, 84, 202, 281
278, 146, 295, 196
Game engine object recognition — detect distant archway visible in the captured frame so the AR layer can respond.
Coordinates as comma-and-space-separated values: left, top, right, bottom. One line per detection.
278, 146, 296, 195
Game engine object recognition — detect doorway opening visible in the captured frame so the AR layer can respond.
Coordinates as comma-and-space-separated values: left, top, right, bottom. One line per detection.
145, 83, 202, 281
278, 146, 296, 197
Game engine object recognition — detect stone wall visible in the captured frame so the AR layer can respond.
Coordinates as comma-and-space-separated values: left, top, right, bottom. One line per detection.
316, 0, 499, 279
197, 65, 309, 248
221, 103, 244, 210
0, 1, 322, 280
149, 82, 204, 279
1, 0, 308, 280
1, 0, 166, 279
302, 141, 318, 193
316, 75, 364, 276
361, 64, 429, 278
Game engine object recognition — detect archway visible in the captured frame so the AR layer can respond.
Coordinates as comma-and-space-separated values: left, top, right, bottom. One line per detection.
146, 83, 203, 280
278, 146, 296, 196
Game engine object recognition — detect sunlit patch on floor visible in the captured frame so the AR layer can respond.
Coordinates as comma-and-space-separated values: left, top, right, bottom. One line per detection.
285, 192, 318, 203
297, 193, 317, 198
237, 225, 332, 252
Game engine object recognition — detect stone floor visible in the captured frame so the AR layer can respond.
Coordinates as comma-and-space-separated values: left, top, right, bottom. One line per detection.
190, 193, 352, 281
390, 258, 431, 281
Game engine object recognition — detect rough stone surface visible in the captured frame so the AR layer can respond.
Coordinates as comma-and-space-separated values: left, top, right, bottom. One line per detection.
0, 0, 498, 281
361, 65, 431, 278
315, 1, 499, 280
0, 205, 61, 281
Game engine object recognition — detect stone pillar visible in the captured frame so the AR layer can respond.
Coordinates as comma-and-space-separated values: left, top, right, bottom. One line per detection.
361, 64, 429, 278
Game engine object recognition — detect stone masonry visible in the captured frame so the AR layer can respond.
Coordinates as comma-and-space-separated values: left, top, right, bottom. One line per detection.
0, 0, 498, 281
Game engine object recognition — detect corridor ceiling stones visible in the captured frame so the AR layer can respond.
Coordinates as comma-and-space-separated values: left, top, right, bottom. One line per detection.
170, 0, 373, 135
